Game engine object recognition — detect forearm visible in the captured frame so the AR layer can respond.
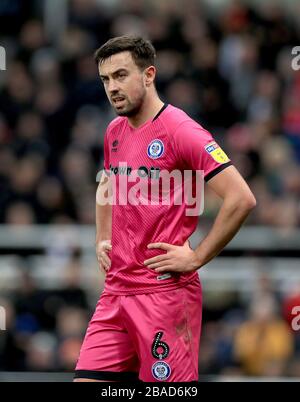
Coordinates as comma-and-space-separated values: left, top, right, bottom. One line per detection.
96, 202, 112, 243
95, 176, 112, 243
194, 196, 255, 268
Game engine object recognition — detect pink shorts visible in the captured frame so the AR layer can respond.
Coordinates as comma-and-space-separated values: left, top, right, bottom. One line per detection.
74, 279, 202, 382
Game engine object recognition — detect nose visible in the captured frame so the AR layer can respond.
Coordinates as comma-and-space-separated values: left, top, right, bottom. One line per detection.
108, 79, 119, 94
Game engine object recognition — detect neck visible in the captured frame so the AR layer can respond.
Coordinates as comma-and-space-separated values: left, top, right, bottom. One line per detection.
127, 93, 164, 129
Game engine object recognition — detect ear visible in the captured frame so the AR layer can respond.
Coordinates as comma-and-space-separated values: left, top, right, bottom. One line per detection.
144, 66, 156, 87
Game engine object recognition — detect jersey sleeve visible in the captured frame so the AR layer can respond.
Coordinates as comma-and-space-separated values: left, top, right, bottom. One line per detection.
172, 120, 232, 181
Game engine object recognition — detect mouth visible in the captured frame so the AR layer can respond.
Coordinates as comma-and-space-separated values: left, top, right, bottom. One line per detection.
112, 96, 126, 106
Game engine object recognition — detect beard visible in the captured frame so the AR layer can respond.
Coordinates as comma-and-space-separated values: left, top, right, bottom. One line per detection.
113, 88, 146, 117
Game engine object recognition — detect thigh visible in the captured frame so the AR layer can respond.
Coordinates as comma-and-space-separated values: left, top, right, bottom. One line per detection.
122, 280, 202, 382
74, 292, 140, 381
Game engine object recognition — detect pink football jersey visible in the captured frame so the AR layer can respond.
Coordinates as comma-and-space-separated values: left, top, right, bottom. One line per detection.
102, 104, 231, 295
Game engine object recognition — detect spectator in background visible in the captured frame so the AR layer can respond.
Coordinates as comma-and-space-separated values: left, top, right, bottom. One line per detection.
234, 294, 294, 376
25, 332, 57, 371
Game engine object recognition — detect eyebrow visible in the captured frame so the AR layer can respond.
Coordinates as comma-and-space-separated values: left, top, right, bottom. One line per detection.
100, 68, 128, 79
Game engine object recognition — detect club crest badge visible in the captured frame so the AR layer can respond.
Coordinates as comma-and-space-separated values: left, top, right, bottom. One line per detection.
152, 361, 171, 381
147, 139, 164, 159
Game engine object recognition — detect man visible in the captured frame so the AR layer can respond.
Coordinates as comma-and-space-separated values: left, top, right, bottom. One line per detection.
74, 36, 256, 382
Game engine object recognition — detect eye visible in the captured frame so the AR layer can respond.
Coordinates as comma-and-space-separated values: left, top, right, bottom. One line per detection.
118, 73, 127, 79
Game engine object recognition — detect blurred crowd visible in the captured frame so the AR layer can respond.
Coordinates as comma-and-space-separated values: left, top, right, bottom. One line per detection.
0, 253, 91, 372
1, 0, 300, 376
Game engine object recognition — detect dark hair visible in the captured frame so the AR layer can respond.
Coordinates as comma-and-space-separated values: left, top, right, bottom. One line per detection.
94, 36, 156, 70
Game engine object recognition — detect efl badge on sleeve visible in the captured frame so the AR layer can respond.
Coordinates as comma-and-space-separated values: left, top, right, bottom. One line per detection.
204, 141, 229, 164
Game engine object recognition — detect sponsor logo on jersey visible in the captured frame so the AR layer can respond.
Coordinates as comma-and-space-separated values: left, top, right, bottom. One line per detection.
109, 164, 160, 179
205, 141, 229, 164
152, 361, 171, 381
147, 139, 164, 159
111, 140, 119, 152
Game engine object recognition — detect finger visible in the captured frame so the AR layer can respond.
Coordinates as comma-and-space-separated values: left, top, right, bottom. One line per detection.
99, 258, 109, 272
147, 242, 173, 251
153, 266, 174, 273
103, 243, 112, 251
147, 260, 172, 269
98, 261, 107, 275
144, 255, 169, 265
97, 254, 109, 270
101, 252, 111, 267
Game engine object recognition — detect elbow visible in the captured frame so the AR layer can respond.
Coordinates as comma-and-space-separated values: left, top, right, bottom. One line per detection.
239, 192, 257, 213
227, 191, 256, 215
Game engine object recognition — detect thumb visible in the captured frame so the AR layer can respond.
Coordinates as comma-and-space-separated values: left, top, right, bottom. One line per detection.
184, 240, 192, 249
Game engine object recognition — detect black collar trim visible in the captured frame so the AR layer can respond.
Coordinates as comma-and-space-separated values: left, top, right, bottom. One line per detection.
152, 103, 168, 122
